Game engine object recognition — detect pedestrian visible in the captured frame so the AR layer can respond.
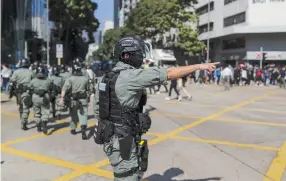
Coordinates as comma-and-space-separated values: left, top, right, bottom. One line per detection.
8, 58, 35, 130
1, 63, 12, 92
93, 36, 218, 181
49, 66, 65, 119
222, 65, 232, 90
59, 62, 91, 140
177, 76, 192, 100
29, 66, 53, 134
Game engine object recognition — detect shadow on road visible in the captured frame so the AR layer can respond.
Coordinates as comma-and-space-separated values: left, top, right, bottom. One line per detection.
47, 122, 70, 135
144, 168, 222, 181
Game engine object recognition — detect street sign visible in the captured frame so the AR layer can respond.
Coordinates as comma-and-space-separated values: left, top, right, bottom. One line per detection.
56, 44, 63, 58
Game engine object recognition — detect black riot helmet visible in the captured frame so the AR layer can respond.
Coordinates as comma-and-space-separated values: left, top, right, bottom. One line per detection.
52, 66, 60, 76
73, 57, 85, 68
113, 36, 151, 68
59, 64, 66, 73
36, 66, 46, 78
72, 62, 82, 76
19, 58, 30, 68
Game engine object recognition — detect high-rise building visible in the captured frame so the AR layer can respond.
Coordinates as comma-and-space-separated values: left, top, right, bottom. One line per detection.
114, 0, 120, 28
115, 0, 139, 27
102, 21, 114, 41
31, 0, 48, 41
196, 0, 286, 64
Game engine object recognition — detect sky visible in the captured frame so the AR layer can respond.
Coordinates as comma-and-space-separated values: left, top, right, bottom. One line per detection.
93, 0, 114, 31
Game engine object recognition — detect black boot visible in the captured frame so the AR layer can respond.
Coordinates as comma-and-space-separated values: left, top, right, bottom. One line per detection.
36, 123, 42, 132
70, 129, 77, 135
21, 121, 28, 131
42, 121, 48, 135
81, 125, 87, 140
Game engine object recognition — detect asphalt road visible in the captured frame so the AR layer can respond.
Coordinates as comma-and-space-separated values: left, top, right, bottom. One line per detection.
1, 84, 286, 181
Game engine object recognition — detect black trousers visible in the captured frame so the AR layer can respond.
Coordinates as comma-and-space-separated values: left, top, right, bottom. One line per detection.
168, 81, 180, 97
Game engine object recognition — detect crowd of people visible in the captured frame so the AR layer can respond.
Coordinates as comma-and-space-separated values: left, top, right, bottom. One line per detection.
140, 61, 286, 101
191, 64, 286, 89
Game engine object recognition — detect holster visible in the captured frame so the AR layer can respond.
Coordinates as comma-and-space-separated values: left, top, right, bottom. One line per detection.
137, 139, 149, 172
137, 113, 151, 134
94, 120, 115, 145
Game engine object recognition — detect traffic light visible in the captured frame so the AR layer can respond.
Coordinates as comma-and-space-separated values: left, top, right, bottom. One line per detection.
262, 52, 267, 61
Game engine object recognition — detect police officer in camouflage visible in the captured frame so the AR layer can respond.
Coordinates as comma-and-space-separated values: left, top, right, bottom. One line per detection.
29, 66, 53, 134
9, 58, 35, 130
59, 64, 72, 83
93, 36, 218, 181
59, 62, 90, 140
49, 66, 65, 119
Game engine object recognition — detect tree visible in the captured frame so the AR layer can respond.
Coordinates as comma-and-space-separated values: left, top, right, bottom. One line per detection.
49, 0, 99, 64
125, 0, 204, 57
93, 27, 135, 61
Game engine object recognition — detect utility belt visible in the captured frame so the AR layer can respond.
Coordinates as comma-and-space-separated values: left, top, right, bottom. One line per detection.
54, 86, 61, 95
34, 89, 47, 97
16, 84, 29, 94
72, 92, 87, 100
94, 112, 151, 175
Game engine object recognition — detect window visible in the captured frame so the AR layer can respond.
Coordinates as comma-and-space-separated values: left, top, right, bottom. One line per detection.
196, 1, 214, 15
222, 37, 246, 50
224, 0, 237, 5
198, 22, 214, 34
223, 12, 245, 27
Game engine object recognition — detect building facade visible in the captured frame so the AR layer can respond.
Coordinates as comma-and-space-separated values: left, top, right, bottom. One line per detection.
197, 0, 286, 65
115, 0, 139, 27
1, 0, 48, 63
102, 21, 115, 42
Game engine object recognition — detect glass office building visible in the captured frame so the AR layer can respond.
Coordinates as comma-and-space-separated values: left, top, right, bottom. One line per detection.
1, 0, 47, 64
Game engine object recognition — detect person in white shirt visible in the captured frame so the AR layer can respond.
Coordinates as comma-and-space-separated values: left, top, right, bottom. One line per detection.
222, 66, 232, 91
241, 68, 248, 86
1, 64, 12, 92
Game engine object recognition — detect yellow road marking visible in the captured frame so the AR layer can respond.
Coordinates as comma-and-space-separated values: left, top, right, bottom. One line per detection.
151, 112, 286, 127
170, 136, 279, 151
1, 146, 83, 170
1, 111, 34, 119
52, 170, 87, 181
263, 142, 286, 181
54, 90, 279, 180
2, 121, 96, 146
165, 102, 286, 115
214, 118, 286, 127
3, 90, 280, 181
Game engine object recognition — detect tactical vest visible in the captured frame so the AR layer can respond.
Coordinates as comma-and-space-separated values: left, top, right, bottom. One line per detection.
99, 70, 144, 125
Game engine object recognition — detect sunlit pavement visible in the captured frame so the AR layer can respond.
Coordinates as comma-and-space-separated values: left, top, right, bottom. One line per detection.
1, 85, 286, 181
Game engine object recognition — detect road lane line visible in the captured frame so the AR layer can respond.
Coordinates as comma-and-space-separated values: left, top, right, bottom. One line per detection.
170, 136, 279, 151
5, 90, 280, 181
2, 121, 97, 146
151, 111, 286, 127
263, 142, 286, 181
212, 119, 286, 127
1, 146, 83, 170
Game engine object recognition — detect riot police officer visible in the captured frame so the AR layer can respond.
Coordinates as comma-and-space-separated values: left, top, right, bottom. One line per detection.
9, 58, 35, 130
93, 36, 218, 180
49, 66, 65, 119
59, 62, 90, 140
59, 64, 72, 83
73, 57, 89, 78
29, 66, 53, 134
